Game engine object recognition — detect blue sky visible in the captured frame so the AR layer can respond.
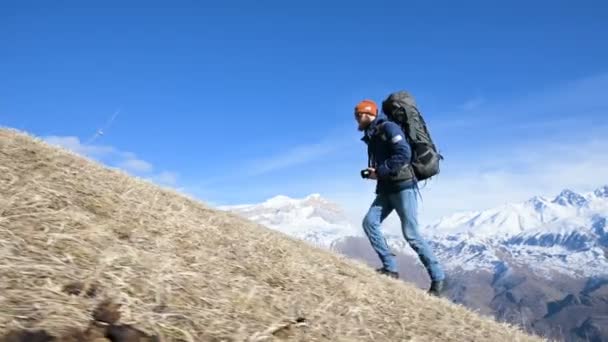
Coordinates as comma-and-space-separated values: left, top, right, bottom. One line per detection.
2, 0, 608, 226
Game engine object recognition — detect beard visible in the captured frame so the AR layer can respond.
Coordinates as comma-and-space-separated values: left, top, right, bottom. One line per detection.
358, 119, 370, 131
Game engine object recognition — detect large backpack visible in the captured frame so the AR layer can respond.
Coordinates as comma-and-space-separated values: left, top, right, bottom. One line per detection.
381, 91, 443, 181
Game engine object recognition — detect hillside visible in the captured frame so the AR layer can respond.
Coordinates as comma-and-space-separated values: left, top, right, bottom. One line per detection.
0, 128, 544, 342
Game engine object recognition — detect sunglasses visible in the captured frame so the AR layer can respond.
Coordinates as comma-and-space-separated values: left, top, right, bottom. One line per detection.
354, 111, 373, 118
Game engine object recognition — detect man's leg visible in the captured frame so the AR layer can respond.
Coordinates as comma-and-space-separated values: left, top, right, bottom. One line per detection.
362, 194, 396, 273
389, 188, 445, 282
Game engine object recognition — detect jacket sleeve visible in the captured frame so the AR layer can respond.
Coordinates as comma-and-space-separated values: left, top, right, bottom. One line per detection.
376, 122, 411, 179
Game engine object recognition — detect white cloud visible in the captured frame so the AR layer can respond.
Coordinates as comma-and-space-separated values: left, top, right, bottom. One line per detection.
246, 139, 351, 176
426, 137, 608, 213
430, 72, 608, 136
262, 120, 365, 172
118, 158, 153, 173
44, 136, 115, 158
43, 135, 179, 189
196, 126, 361, 188
150, 171, 179, 186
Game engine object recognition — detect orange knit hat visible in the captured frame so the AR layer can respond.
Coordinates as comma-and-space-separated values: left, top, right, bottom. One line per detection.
354, 99, 378, 116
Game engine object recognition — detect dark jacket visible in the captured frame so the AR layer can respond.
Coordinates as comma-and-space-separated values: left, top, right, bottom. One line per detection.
361, 113, 416, 194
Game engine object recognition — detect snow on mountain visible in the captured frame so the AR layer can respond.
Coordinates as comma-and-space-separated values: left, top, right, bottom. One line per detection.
218, 193, 361, 247
594, 185, 608, 198
505, 215, 598, 250
552, 189, 589, 207
414, 186, 608, 278
445, 214, 608, 277
427, 186, 608, 239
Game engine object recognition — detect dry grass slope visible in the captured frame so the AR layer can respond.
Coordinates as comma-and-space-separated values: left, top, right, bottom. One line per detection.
0, 127, 546, 341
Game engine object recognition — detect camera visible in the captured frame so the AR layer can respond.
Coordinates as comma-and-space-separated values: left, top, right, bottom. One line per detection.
360, 169, 371, 178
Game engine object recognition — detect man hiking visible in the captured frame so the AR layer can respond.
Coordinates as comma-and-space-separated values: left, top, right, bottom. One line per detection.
355, 98, 446, 296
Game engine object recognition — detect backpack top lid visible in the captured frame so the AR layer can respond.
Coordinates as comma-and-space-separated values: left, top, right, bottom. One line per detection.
382, 91, 417, 116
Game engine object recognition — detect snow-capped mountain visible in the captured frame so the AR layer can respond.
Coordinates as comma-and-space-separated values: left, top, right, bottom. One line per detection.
595, 185, 608, 198
218, 193, 362, 247
416, 186, 608, 277
426, 188, 608, 239
218, 185, 608, 279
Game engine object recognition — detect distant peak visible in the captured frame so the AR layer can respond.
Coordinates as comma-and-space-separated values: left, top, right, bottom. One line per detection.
526, 195, 550, 203
261, 193, 331, 207
262, 195, 294, 207
594, 185, 608, 198
526, 195, 550, 211
552, 189, 587, 207
266, 194, 291, 201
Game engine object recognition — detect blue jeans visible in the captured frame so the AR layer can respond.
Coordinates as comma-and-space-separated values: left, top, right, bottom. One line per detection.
362, 187, 445, 282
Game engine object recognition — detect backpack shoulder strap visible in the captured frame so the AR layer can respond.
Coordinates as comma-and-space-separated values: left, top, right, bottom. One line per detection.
374, 121, 388, 137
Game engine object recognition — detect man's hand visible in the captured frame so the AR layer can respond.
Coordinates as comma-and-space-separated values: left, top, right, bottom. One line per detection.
366, 167, 377, 180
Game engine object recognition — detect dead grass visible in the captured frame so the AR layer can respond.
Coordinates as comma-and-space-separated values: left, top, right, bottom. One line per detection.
0, 127, 546, 341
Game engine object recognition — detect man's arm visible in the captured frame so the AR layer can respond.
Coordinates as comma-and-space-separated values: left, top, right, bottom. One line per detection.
376, 122, 411, 179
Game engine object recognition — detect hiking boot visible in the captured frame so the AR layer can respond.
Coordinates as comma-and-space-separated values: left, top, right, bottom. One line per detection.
375, 267, 399, 279
428, 279, 447, 297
